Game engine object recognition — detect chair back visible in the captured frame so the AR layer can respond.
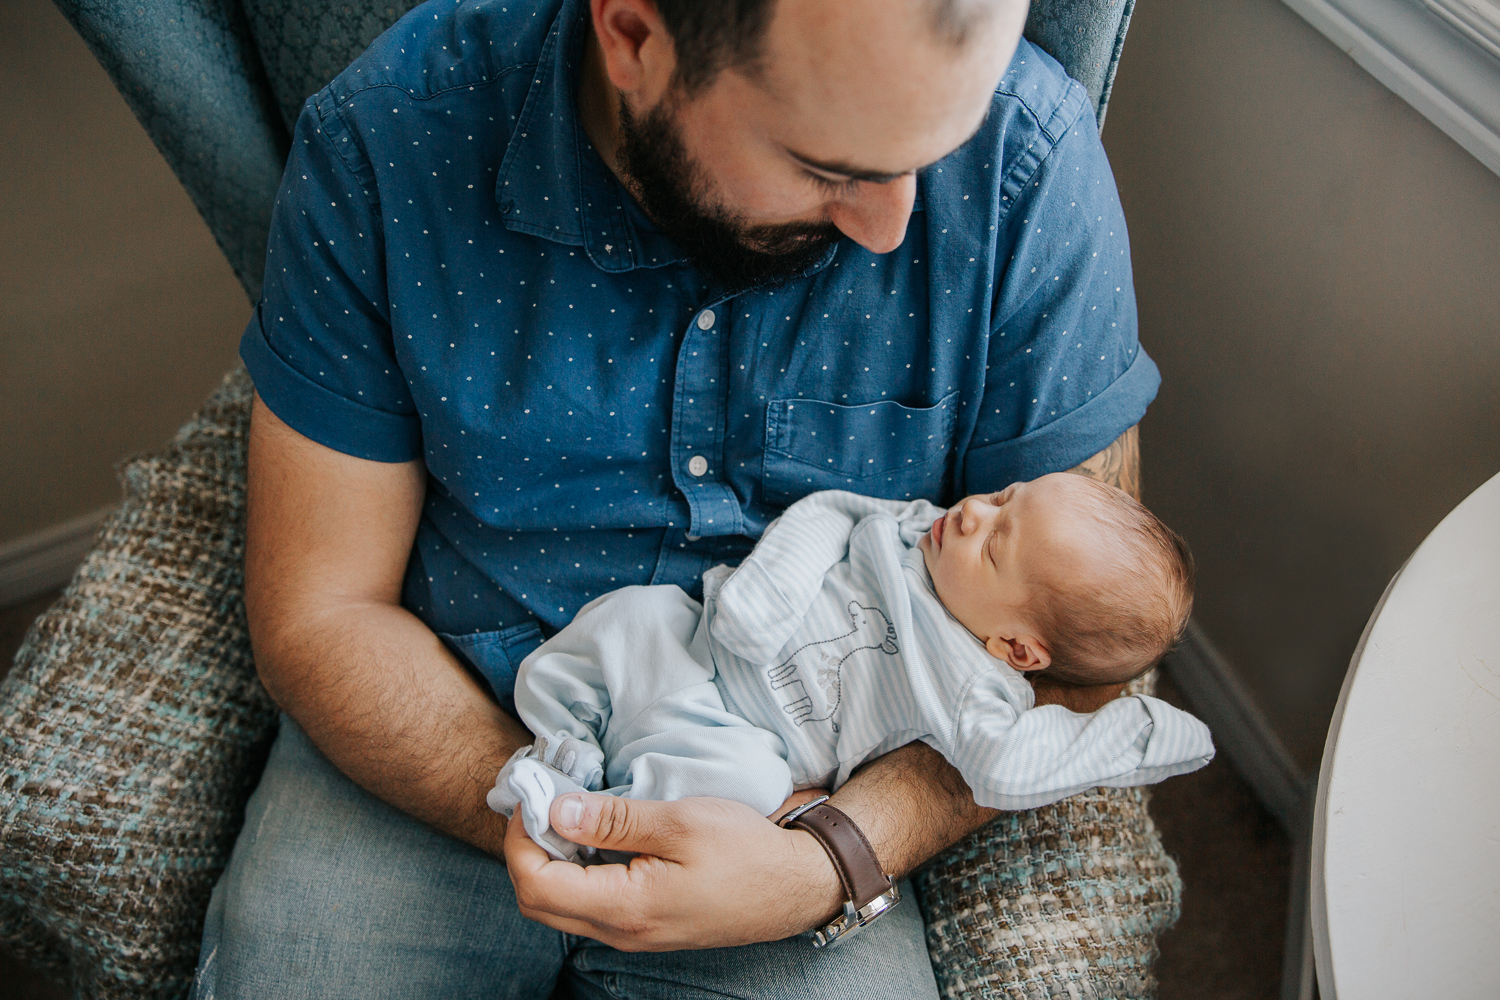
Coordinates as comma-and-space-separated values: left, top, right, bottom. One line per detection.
53, 0, 1133, 302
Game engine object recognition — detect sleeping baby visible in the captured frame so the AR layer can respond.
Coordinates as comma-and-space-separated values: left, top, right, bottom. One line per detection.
487, 473, 1215, 863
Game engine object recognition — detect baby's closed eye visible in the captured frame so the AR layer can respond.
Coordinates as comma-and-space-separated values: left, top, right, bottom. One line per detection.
985, 529, 1001, 564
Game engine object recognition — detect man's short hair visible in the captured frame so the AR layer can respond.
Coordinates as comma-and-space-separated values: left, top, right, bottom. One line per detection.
655, 0, 999, 95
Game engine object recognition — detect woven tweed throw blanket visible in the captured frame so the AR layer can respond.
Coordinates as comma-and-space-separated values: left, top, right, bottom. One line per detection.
0, 366, 1180, 999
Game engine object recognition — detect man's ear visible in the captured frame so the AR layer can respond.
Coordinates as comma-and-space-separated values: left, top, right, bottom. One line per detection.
985, 632, 1052, 672
592, 0, 676, 103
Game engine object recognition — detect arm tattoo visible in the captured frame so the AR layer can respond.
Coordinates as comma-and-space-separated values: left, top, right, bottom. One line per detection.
1066, 424, 1141, 500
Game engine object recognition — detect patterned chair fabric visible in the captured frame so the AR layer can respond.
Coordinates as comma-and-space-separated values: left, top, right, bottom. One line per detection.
5, 2, 1170, 997
1025, 0, 1136, 128
914, 782, 1179, 999
0, 371, 275, 1000
52, 0, 285, 302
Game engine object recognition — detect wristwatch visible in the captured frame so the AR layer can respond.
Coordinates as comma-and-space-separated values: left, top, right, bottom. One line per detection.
778, 796, 901, 948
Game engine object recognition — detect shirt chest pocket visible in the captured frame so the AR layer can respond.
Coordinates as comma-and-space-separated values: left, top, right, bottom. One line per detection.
762, 393, 958, 505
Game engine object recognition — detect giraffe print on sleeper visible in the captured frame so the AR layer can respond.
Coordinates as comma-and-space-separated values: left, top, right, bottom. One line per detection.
766, 601, 900, 729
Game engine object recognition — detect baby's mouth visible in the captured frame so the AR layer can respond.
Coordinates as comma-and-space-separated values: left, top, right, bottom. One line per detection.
931, 515, 945, 548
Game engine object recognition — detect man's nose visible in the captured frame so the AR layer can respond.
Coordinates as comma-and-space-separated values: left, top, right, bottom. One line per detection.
825, 174, 916, 255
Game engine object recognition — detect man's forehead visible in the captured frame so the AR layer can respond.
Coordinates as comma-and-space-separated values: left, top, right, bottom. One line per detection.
745, 0, 1023, 174
757, 0, 1018, 83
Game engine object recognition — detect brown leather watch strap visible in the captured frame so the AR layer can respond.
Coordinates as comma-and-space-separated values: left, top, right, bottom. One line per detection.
779, 801, 892, 910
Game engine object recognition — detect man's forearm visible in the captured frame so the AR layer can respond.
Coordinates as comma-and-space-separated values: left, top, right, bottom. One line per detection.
245, 394, 530, 858
253, 601, 531, 857
827, 741, 996, 879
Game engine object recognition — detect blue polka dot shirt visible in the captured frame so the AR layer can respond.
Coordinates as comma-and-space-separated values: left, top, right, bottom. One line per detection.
240, 0, 1159, 708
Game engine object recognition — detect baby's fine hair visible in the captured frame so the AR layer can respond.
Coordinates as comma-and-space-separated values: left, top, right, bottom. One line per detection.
1029, 476, 1195, 685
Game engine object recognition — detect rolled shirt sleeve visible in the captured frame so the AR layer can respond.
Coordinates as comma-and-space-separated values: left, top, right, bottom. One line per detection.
239, 94, 422, 463
962, 101, 1159, 492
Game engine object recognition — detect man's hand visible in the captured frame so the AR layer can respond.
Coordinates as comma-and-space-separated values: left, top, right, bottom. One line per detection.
504, 791, 843, 951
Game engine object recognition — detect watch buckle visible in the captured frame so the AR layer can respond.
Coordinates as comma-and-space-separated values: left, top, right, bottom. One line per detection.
810, 880, 901, 949
776, 795, 830, 829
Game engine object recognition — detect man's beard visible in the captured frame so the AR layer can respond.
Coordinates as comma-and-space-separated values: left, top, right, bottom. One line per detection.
616, 95, 840, 290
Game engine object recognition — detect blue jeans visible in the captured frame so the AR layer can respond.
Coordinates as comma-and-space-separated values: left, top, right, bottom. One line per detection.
192, 716, 941, 999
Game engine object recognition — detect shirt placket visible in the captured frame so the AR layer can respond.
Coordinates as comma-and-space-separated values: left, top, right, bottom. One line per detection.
648, 299, 745, 589
670, 301, 744, 536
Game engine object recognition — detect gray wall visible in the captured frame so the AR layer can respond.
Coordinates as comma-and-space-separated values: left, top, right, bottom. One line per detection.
1103, 0, 1500, 768
0, 0, 249, 545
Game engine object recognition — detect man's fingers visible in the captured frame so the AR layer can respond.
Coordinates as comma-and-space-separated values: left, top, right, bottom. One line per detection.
502, 805, 559, 875
516, 794, 808, 950
507, 790, 832, 951
548, 792, 693, 857
502, 805, 605, 909
514, 861, 666, 941
512, 905, 606, 942
502, 805, 619, 899
504, 806, 664, 930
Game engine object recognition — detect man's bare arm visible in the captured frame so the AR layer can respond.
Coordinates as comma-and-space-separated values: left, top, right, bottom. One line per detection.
827, 424, 1143, 875
1066, 422, 1141, 501
245, 393, 530, 856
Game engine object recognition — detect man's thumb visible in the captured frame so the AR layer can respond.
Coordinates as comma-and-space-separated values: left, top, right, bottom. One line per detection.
549, 791, 684, 856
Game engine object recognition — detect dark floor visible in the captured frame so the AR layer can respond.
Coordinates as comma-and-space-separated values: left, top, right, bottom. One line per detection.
0, 592, 1292, 999
1151, 671, 1293, 1000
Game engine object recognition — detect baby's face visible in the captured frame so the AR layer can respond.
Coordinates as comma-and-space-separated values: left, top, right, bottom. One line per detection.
918, 473, 1098, 668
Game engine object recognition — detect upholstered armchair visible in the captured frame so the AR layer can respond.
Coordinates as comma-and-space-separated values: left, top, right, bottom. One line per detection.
0, 1, 1181, 997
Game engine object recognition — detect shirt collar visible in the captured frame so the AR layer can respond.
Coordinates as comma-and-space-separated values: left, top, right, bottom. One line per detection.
494, 0, 685, 272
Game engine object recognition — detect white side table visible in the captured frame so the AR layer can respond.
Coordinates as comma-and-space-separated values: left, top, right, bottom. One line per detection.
1312, 469, 1500, 999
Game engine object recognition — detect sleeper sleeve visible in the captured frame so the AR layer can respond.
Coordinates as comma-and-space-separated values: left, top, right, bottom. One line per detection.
950, 672, 1216, 811
239, 93, 422, 463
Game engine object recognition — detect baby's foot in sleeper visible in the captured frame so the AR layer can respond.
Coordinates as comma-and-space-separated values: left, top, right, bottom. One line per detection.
489, 757, 595, 863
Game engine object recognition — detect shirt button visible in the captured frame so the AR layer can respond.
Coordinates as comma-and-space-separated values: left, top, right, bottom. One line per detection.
688, 455, 709, 477
685, 534, 701, 542
696, 309, 715, 331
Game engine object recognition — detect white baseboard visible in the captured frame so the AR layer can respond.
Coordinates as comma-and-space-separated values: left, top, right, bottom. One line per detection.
0, 506, 116, 609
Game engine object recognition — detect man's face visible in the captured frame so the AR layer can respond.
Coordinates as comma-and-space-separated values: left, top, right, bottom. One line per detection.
613, 0, 1025, 288
616, 91, 841, 288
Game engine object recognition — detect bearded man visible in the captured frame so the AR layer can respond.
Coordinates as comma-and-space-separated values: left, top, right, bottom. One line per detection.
195, 0, 1158, 995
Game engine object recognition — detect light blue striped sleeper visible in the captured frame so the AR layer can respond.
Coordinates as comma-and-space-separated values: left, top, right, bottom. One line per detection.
503, 490, 1214, 855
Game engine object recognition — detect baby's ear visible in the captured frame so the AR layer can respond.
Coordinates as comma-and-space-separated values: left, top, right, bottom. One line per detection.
986, 633, 1051, 672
